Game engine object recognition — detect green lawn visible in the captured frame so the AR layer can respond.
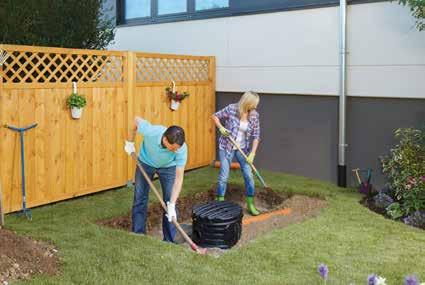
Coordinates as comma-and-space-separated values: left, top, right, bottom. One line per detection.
5, 167, 425, 285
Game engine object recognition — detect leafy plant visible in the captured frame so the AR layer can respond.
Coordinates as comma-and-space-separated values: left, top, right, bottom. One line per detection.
396, 0, 425, 31
380, 127, 425, 217
387, 202, 404, 219
165, 87, 189, 102
66, 93, 87, 109
404, 210, 425, 229
373, 193, 394, 211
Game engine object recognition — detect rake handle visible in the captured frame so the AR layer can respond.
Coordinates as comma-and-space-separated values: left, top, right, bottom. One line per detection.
352, 169, 362, 185
227, 136, 268, 188
130, 153, 202, 252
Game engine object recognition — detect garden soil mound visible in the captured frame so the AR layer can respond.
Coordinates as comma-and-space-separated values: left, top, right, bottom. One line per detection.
0, 228, 59, 284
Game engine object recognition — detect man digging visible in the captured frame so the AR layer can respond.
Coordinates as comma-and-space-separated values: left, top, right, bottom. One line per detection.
124, 117, 187, 242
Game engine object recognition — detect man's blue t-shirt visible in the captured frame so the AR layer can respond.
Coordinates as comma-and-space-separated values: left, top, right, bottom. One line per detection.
137, 120, 187, 168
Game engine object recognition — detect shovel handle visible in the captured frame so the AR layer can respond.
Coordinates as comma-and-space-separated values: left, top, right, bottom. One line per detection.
130, 153, 203, 253
227, 136, 268, 188
352, 169, 362, 185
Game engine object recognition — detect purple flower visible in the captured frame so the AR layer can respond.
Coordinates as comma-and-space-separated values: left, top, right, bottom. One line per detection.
317, 263, 328, 280
421, 176, 425, 183
404, 275, 419, 285
368, 274, 378, 285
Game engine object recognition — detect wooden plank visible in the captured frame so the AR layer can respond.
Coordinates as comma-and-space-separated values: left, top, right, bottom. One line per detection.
3, 82, 124, 90
104, 88, 113, 185
135, 52, 212, 61
0, 176, 4, 227
20, 89, 37, 207
136, 81, 210, 87
35, 89, 46, 204
1, 44, 124, 56
126, 52, 136, 182
86, 88, 94, 188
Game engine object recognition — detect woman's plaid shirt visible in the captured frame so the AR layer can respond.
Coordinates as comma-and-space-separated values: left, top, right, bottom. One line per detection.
214, 103, 260, 154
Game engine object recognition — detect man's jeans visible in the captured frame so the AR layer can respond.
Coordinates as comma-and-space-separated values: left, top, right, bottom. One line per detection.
216, 149, 255, 197
132, 161, 177, 242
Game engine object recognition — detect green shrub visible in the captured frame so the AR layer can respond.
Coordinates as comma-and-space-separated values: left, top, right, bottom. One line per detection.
380, 127, 425, 217
396, 0, 425, 31
66, 93, 87, 109
0, 0, 115, 49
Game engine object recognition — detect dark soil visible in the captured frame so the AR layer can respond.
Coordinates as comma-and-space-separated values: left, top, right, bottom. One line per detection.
98, 185, 327, 255
360, 197, 425, 230
360, 196, 387, 216
0, 228, 59, 284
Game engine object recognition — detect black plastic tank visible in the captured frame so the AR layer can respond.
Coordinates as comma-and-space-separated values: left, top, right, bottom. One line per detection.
192, 201, 243, 249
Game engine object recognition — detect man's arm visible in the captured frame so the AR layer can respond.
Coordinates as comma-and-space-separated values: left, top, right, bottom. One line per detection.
124, 117, 143, 155
127, 117, 139, 142
170, 167, 185, 204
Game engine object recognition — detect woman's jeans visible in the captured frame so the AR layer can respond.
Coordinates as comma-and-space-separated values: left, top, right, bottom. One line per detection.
132, 161, 177, 242
216, 149, 255, 197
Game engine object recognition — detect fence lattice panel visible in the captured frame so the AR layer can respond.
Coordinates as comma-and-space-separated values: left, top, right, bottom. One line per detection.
0, 46, 123, 84
135, 55, 209, 83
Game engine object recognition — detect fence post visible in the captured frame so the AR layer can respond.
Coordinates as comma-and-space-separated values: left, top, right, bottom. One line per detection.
125, 51, 137, 182
209, 56, 216, 160
0, 44, 4, 223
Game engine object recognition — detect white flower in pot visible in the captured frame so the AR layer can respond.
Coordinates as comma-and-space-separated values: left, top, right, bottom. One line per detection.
67, 82, 87, 119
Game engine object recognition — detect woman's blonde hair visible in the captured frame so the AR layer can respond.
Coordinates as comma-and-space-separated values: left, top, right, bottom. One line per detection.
238, 91, 260, 115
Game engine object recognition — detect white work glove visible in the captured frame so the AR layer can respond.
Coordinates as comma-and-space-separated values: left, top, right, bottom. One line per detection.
166, 202, 177, 223
124, 140, 136, 155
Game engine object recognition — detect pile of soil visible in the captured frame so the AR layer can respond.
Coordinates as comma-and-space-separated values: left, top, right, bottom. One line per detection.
99, 185, 327, 254
0, 228, 59, 284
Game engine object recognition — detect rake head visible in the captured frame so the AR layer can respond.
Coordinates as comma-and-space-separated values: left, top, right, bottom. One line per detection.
0, 49, 10, 66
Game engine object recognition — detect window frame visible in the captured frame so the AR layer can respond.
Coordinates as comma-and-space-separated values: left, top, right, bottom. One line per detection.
116, 0, 386, 26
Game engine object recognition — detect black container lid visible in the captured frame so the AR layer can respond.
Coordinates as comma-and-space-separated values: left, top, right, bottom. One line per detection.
192, 201, 243, 223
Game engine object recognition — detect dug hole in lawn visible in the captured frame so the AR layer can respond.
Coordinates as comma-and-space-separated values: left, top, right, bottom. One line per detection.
98, 185, 327, 256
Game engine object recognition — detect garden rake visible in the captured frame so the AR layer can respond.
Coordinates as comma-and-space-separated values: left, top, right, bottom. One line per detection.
130, 153, 207, 255
352, 168, 373, 196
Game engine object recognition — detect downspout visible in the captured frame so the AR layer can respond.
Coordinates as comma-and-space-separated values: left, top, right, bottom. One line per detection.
338, 0, 347, 187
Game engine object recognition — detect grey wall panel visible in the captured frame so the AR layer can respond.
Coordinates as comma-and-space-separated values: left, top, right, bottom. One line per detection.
216, 92, 339, 183
346, 97, 425, 188
217, 92, 425, 189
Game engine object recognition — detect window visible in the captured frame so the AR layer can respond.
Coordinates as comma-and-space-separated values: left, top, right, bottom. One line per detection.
158, 0, 187, 15
125, 0, 150, 20
118, 0, 368, 26
195, 0, 229, 11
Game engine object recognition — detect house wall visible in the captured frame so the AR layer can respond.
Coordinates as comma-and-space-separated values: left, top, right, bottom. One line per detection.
107, 1, 425, 187
217, 93, 425, 188
109, 2, 425, 99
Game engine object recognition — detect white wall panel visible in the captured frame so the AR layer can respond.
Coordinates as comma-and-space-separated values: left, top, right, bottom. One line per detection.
110, 2, 425, 98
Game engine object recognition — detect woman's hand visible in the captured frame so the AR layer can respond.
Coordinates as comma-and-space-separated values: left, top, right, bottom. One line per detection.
219, 126, 230, 137
247, 152, 255, 164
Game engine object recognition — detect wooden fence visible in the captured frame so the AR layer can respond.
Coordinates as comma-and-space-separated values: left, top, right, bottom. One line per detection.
0, 44, 216, 214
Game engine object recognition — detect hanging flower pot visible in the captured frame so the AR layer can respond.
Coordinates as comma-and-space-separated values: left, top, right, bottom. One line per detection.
170, 99, 180, 111
166, 80, 189, 112
71, 107, 83, 119
67, 82, 87, 120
